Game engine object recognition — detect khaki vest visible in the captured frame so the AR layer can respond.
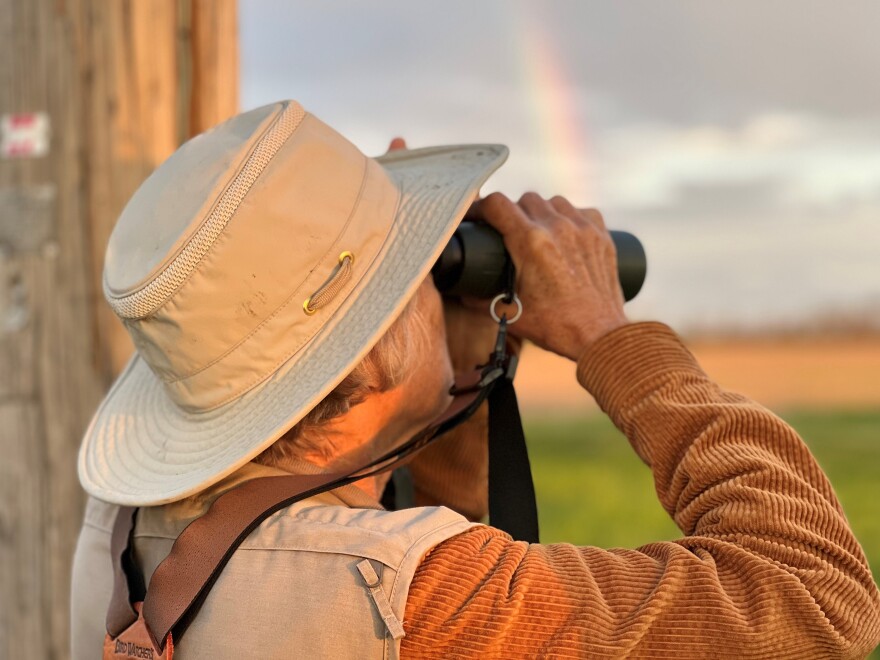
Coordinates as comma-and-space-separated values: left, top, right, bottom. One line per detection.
72, 464, 475, 659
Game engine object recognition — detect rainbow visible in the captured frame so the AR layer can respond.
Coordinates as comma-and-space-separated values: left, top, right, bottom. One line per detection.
518, 19, 596, 205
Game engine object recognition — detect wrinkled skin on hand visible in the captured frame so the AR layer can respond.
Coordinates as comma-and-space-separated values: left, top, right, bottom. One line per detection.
469, 192, 628, 361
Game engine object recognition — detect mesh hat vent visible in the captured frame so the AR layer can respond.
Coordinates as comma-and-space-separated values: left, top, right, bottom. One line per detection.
105, 102, 306, 319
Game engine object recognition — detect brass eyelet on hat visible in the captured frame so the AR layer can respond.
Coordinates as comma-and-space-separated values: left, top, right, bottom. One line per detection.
303, 297, 317, 316
338, 250, 354, 265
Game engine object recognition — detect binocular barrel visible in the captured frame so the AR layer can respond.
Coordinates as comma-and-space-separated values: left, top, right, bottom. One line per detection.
432, 222, 647, 301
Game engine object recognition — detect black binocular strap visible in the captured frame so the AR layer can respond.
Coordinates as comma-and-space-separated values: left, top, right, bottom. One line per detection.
488, 371, 539, 544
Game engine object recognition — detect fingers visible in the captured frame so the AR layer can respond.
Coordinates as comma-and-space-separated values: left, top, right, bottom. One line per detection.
518, 191, 557, 223
470, 190, 612, 270
549, 195, 583, 224
477, 191, 564, 236
473, 192, 533, 238
580, 207, 607, 232
473, 192, 608, 243
386, 137, 407, 153
463, 191, 627, 359
549, 195, 606, 232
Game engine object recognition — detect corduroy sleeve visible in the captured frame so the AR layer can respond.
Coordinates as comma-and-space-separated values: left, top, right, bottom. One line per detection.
401, 322, 880, 659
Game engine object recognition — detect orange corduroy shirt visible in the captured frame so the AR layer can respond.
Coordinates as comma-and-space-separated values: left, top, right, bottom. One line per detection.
402, 322, 880, 658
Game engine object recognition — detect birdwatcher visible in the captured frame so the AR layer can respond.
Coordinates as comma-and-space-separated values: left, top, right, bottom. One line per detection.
71, 100, 880, 659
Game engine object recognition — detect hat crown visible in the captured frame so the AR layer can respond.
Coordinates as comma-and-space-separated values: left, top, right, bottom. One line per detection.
104, 103, 283, 300
102, 101, 400, 412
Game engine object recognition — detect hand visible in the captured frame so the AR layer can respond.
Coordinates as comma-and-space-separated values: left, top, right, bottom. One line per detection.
386, 136, 407, 152
470, 192, 628, 361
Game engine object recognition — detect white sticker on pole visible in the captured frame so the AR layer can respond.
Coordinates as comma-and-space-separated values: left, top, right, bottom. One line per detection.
1, 113, 50, 159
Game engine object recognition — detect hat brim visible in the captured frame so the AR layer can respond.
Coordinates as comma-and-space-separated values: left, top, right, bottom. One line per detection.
78, 144, 508, 505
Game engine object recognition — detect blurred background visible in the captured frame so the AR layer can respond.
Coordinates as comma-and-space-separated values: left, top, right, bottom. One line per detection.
1, 1, 878, 657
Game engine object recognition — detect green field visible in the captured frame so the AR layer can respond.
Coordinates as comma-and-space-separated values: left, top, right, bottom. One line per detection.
524, 409, 880, 657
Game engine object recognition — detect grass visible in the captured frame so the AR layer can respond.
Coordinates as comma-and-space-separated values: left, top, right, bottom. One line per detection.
524, 408, 880, 657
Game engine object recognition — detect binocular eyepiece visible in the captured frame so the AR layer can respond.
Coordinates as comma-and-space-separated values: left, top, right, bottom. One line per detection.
432, 222, 647, 301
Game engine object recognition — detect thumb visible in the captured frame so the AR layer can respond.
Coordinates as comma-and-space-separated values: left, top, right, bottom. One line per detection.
387, 137, 408, 152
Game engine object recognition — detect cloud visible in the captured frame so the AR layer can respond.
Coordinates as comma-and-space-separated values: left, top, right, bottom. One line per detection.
238, 1, 880, 331
242, 1, 880, 125
595, 114, 880, 209
608, 183, 880, 330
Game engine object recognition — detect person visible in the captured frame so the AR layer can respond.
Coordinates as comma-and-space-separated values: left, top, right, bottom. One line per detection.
71, 100, 880, 659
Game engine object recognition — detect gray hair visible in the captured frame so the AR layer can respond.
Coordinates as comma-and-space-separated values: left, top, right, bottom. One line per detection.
255, 287, 431, 466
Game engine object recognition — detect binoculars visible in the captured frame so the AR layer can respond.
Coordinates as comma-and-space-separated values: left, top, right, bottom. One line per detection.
432, 222, 647, 301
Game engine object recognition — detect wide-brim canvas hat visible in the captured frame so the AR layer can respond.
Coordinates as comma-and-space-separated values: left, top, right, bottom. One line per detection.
78, 100, 508, 506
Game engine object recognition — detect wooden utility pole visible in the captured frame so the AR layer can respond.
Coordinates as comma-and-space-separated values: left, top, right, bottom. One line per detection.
0, 2, 238, 658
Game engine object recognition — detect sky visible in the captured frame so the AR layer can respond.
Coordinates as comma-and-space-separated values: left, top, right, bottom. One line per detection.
239, 1, 880, 332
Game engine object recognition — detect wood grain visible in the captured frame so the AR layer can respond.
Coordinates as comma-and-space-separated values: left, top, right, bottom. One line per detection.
0, 1, 238, 657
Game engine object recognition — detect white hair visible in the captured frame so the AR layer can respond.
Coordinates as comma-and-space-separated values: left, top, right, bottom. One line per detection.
255, 288, 431, 466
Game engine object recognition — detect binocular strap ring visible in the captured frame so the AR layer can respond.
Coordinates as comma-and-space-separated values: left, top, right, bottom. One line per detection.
489, 293, 523, 324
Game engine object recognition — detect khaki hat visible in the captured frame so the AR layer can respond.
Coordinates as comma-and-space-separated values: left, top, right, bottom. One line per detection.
78, 100, 507, 506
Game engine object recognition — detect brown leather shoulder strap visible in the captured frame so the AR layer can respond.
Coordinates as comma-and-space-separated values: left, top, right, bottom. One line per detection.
104, 473, 348, 646
143, 472, 349, 649
108, 379, 486, 652
145, 386, 484, 650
